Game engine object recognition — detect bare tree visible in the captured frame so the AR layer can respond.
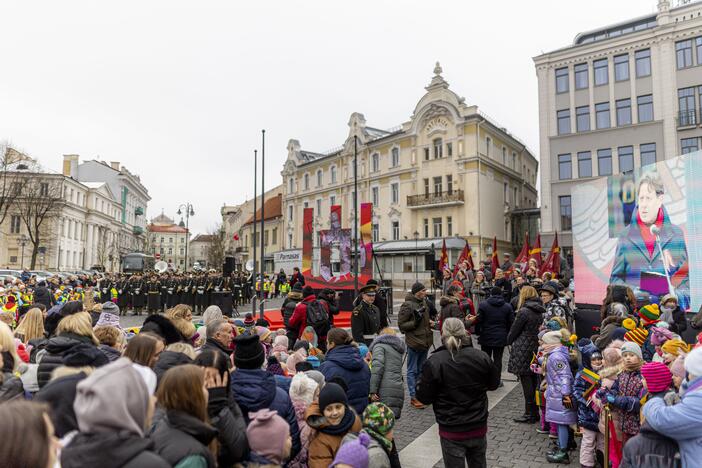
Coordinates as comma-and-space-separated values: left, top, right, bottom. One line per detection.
95, 226, 119, 271
0, 142, 25, 225
14, 174, 64, 269
206, 224, 226, 269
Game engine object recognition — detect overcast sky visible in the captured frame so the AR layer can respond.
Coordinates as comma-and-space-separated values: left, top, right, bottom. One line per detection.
0, 0, 659, 234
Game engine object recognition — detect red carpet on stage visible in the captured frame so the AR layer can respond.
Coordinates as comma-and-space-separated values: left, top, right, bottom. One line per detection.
262, 309, 352, 330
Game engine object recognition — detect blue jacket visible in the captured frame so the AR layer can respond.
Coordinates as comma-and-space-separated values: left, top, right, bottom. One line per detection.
319, 345, 371, 414
643, 377, 702, 468
573, 372, 600, 431
230, 368, 300, 458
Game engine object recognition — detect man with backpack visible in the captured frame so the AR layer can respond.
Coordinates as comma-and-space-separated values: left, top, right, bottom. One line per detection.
351, 284, 382, 346
289, 285, 331, 347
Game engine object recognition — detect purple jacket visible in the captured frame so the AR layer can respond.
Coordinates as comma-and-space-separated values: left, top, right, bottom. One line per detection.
545, 346, 577, 425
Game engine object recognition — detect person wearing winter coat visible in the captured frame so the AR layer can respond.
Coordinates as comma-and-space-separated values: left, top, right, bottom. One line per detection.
542, 330, 577, 464
282, 283, 304, 347
287, 372, 319, 468
573, 343, 604, 468
61, 358, 169, 468
595, 305, 629, 351
506, 286, 544, 424
195, 349, 249, 467
33, 281, 54, 309
368, 328, 406, 419
470, 271, 489, 308
415, 318, 500, 468
35, 370, 88, 437
0, 400, 60, 468
658, 294, 687, 336
439, 285, 471, 333
306, 382, 363, 468
475, 286, 514, 383
642, 346, 702, 468
242, 409, 293, 468
290, 287, 330, 340
320, 328, 371, 415
341, 402, 399, 468
229, 334, 301, 459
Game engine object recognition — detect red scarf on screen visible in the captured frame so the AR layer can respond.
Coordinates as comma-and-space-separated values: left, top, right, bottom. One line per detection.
637, 208, 664, 257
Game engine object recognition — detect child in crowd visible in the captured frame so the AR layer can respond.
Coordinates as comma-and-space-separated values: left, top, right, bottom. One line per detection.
288, 373, 318, 468
244, 409, 292, 468
661, 339, 690, 364
573, 346, 604, 468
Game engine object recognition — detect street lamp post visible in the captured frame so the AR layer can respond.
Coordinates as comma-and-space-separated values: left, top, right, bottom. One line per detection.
177, 203, 195, 272
17, 234, 28, 269
413, 231, 419, 282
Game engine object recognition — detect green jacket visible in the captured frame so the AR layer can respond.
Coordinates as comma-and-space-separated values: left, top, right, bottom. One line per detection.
398, 293, 433, 351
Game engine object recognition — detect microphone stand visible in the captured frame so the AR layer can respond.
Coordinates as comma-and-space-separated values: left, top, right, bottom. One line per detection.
652, 230, 675, 297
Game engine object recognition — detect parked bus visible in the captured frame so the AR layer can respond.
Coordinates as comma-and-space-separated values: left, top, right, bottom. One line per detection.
121, 253, 155, 274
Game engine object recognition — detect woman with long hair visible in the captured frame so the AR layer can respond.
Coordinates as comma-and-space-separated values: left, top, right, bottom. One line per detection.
0, 400, 59, 468
150, 364, 218, 468
1, 321, 25, 401
416, 318, 500, 468
124, 332, 165, 368
14, 307, 45, 344
470, 271, 489, 307
319, 328, 371, 415
506, 286, 545, 424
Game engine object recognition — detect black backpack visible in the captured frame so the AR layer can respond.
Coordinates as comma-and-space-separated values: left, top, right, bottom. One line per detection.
306, 300, 330, 335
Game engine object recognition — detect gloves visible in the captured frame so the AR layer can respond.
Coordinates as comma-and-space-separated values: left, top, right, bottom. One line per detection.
562, 395, 575, 410
606, 394, 616, 404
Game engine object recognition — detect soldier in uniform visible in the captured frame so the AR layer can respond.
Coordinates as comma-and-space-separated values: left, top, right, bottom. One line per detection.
130, 275, 145, 315
147, 275, 161, 314
166, 275, 178, 309
351, 284, 382, 346
117, 275, 130, 312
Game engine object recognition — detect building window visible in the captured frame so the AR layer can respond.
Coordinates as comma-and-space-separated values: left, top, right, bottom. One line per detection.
576, 106, 590, 132
514, 187, 519, 207
618, 146, 634, 174
303, 201, 308, 209
272, 228, 277, 245
640, 143, 656, 167
304, 173, 309, 190
423, 147, 430, 161
288, 178, 294, 193
578, 151, 592, 178
558, 154, 572, 180
10, 215, 20, 234
697, 37, 702, 66
331, 166, 337, 183
168, 247, 173, 255
423, 218, 429, 238
371, 153, 379, 172
555, 67, 569, 93
503, 182, 508, 205
40, 183, 49, 196
557, 109, 571, 135
169, 237, 173, 243
423, 178, 430, 196
446, 142, 452, 157
512, 152, 517, 169
446, 174, 453, 194
288, 233, 293, 249
614, 54, 629, 81
391, 221, 399, 241
486, 137, 491, 156
391, 183, 399, 204
330, 195, 336, 206
160, 237, 164, 243
637, 94, 654, 122
433, 138, 443, 159
433, 176, 442, 195
372, 224, 379, 242
432, 218, 442, 237
596, 102, 611, 129
676, 39, 693, 69
391, 147, 399, 167
316, 170, 323, 187
500, 147, 506, 165
678, 87, 697, 126
574, 62, 588, 89
288, 205, 293, 221
446, 216, 453, 236
594, 59, 608, 86
635, 49, 651, 77
681, 138, 699, 154
559, 196, 572, 231
371, 187, 379, 207
616, 98, 632, 126
315, 199, 321, 215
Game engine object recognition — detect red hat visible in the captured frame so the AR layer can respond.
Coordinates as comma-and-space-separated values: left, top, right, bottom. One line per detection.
6, 295, 15, 303
641, 361, 672, 393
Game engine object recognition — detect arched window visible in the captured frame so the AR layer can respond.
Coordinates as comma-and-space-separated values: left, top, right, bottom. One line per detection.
433, 138, 443, 159
304, 173, 309, 190
371, 153, 379, 172
316, 169, 323, 187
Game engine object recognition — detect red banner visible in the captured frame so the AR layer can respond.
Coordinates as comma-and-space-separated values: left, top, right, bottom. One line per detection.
528, 234, 542, 268
302, 207, 314, 275
540, 232, 561, 277
438, 239, 449, 272
453, 241, 474, 276
360, 203, 373, 278
514, 232, 529, 264
491, 236, 499, 276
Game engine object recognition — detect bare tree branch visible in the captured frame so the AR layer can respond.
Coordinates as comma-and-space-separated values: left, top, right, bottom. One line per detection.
206, 223, 226, 269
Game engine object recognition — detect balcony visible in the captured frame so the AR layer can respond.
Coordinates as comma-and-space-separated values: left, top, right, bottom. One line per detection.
235, 246, 248, 253
133, 226, 144, 236
135, 206, 144, 216
677, 110, 698, 128
407, 189, 464, 209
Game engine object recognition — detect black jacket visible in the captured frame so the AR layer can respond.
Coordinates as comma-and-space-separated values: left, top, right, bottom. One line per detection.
207, 387, 249, 466
506, 298, 545, 375
201, 338, 233, 368
35, 372, 87, 437
150, 409, 218, 468
416, 344, 500, 432
153, 350, 194, 384
33, 286, 54, 309
282, 293, 303, 344
620, 423, 681, 468
475, 296, 515, 347
37, 333, 96, 389
62, 432, 169, 468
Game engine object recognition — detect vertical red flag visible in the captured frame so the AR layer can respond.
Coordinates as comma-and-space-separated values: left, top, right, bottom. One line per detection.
528, 234, 543, 268
491, 236, 499, 276
453, 241, 474, 276
514, 232, 529, 263
540, 233, 561, 276
438, 239, 449, 272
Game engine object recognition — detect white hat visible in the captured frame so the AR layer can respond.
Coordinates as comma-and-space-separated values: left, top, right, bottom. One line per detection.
684, 346, 702, 379
542, 330, 562, 345
131, 363, 157, 396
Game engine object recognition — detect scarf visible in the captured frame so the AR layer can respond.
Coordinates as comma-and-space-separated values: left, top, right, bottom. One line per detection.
320, 406, 356, 436
637, 207, 664, 257
542, 343, 562, 355
623, 359, 643, 372
364, 428, 392, 452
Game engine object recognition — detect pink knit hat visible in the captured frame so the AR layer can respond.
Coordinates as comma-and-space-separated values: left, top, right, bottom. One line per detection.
641, 361, 672, 393
246, 409, 290, 464
670, 354, 686, 379
650, 327, 674, 347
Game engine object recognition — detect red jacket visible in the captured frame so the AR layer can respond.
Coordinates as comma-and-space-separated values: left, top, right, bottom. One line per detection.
289, 295, 328, 338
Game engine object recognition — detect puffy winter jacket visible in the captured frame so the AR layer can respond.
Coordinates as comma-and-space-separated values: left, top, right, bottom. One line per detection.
397, 294, 433, 352
230, 368, 301, 459
282, 292, 303, 345
37, 333, 96, 389
438, 295, 464, 332
207, 387, 249, 466
544, 346, 577, 426
153, 350, 193, 384
369, 334, 406, 418
149, 409, 217, 468
620, 422, 681, 468
572, 370, 600, 432
62, 431, 170, 468
506, 298, 544, 376
35, 371, 88, 437
415, 343, 500, 433
290, 295, 326, 339
475, 295, 514, 347
319, 344, 371, 415
0, 371, 24, 402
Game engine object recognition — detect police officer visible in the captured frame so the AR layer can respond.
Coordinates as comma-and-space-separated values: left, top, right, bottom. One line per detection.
351, 284, 381, 345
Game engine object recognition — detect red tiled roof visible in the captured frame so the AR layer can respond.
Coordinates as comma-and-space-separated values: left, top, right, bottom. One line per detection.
148, 224, 188, 233
242, 194, 282, 227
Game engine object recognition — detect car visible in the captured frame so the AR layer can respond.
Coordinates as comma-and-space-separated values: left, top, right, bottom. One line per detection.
0, 269, 23, 278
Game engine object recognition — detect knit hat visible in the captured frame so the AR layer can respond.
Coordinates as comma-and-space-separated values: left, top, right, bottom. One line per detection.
246, 409, 291, 465
639, 304, 661, 326
273, 335, 289, 350
305, 370, 325, 389
537, 329, 548, 340
62, 343, 109, 368
266, 356, 285, 376
611, 327, 627, 342
650, 327, 674, 346
660, 294, 678, 306
641, 361, 672, 393
621, 341, 643, 361
306, 355, 320, 369
603, 340, 624, 366
302, 286, 314, 297
101, 302, 120, 316
411, 282, 426, 295
331, 431, 370, 468
319, 382, 348, 411
542, 330, 563, 345
490, 287, 503, 297
362, 402, 396, 437
685, 347, 702, 378
292, 340, 310, 353
95, 311, 121, 329
289, 372, 318, 406
292, 282, 303, 293
624, 327, 648, 346
622, 318, 637, 331
358, 343, 369, 359
661, 339, 691, 357
671, 354, 686, 379
234, 334, 265, 369
243, 313, 255, 327
545, 320, 562, 331
256, 326, 272, 342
